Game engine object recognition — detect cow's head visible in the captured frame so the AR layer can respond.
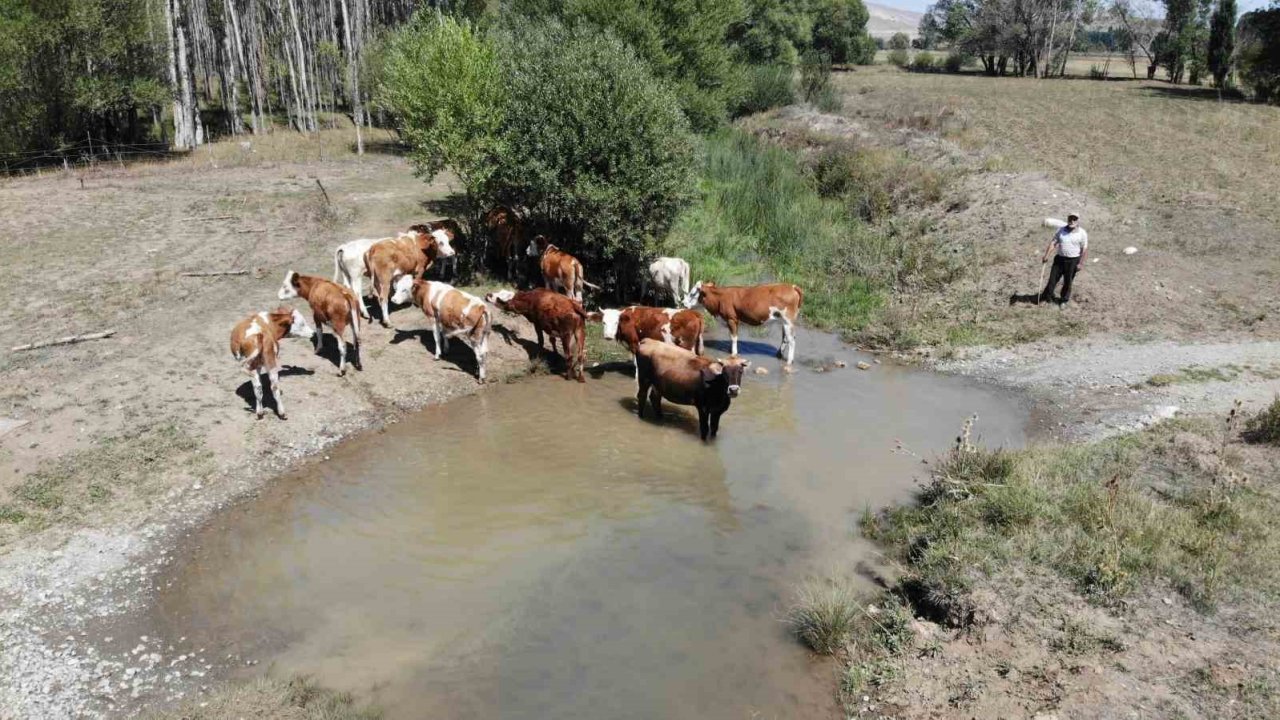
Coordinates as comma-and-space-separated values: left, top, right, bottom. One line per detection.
595, 308, 623, 340
277, 270, 300, 300
720, 355, 750, 398
282, 307, 315, 340
526, 235, 549, 257
431, 229, 457, 258
485, 289, 516, 309
683, 280, 708, 309
391, 275, 417, 305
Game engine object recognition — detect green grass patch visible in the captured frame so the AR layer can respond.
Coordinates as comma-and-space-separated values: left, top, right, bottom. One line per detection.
1246, 396, 1280, 445
864, 416, 1278, 614
1144, 365, 1243, 388
667, 130, 956, 340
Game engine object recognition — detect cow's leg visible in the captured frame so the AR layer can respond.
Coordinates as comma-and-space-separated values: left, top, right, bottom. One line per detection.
335, 323, 349, 376
378, 280, 391, 328
782, 314, 796, 365
312, 313, 324, 354
636, 375, 649, 419
697, 406, 710, 441
351, 274, 370, 319
726, 318, 740, 356
560, 333, 573, 380
475, 335, 488, 383
431, 319, 444, 359
649, 387, 664, 420
269, 368, 286, 419
250, 371, 264, 419
710, 409, 722, 439
535, 327, 545, 351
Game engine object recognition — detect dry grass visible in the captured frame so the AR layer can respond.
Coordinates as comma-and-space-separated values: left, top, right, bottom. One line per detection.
838, 65, 1280, 223
146, 675, 380, 720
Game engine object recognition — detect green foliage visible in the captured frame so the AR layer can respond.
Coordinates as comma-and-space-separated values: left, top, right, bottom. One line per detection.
491, 22, 699, 261
732, 0, 813, 66
887, 47, 911, 66
734, 64, 797, 116
944, 51, 972, 72
911, 51, 938, 71
789, 576, 861, 654
889, 31, 910, 50
1238, 8, 1280, 102
379, 14, 507, 202
810, 0, 876, 64
800, 50, 837, 109
1208, 0, 1237, 87
1245, 396, 1280, 444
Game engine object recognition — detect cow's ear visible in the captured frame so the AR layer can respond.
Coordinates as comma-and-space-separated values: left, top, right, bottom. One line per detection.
700, 364, 723, 385
740, 359, 751, 369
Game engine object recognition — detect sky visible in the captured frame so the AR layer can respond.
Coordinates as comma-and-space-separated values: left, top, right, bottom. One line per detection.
874, 0, 1273, 14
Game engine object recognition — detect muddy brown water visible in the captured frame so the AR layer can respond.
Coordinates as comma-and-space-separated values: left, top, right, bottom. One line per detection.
139, 328, 1027, 719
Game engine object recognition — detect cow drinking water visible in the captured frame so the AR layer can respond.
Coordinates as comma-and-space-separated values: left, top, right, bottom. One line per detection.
485, 288, 587, 382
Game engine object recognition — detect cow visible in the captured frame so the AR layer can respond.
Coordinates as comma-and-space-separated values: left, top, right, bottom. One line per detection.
331, 236, 382, 316
365, 230, 456, 328
684, 281, 804, 365
641, 257, 691, 305
593, 305, 704, 355
482, 206, 524, 280
634, 339, 750, 441
277, 270, 362, 375
484, 288, 587, 382
409, 219, 463, 281
391, 277, 492, 383
526, 236, 600, 302
229, 307, 315, 420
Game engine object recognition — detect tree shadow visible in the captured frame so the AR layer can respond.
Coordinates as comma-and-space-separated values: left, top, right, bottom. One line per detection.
314, 333, 361, 372
235, 366, 315, 417
586, 359, 635, 379
419, 193, 471, 220
357, 138, 408, 156
1141, 84, 1249, 104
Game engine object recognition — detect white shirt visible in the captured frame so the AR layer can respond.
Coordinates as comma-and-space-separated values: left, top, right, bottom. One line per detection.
1054, 226, 1088, 258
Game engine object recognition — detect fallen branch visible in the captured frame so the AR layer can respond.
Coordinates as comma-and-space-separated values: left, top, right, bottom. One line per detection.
182, 214, 236, 221
314, 178, 331, 206
236, 225, 296, 234
13, 330, 116, 352
179, 270, 248, 277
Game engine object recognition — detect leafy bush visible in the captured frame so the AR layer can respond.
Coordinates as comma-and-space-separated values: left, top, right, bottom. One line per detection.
733, 0, 812, 66
734, 64, 797, 116
811, 0, 876, 64
911, 51, 937, 71
887, 48, 910, 67
380, 15, 507, 211
490, 23, 699, 263
789, 576, 861, 653
943, 51, 972, 73
1245, 396, 1280, 444
1238, 9, 1280, 103
800, 50, 833, 104
889, 32, 910, 50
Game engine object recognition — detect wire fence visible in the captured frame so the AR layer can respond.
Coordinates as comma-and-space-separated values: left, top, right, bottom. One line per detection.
0, 137, 187, 176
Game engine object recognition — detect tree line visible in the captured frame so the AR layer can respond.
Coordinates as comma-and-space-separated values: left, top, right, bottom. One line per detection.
913, 0, 1280, 100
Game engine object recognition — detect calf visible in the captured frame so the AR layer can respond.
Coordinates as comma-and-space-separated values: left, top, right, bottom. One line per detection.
332, 236, 382, 317
485, 288, 587, 382
482, 206, 524, 280
409, 219, 463, 280
277, 270, 362, 375
595, 305, 704, 355
684, 281, 804, 364
229, 307, 315, 420
642, 257, 690, 305
634, 339, 750, 441
527, 236, 599, 302
365, 230, 456, 328
391, 277, 492, 383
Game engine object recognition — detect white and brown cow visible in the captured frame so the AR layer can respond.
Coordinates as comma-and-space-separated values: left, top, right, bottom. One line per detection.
485, 288, 587, 382
364, 230, 456, 328
634, 339, 750, 441
278, 270, 361, 375
391, 277, 491, 383
483, 206, 525, 280
594, 305, 704, 355
333, 230, 455, 320
229, 307, 315, 420
526, 236, 599, 302
684, 281, 804, 365
409, 219, 463, 280
641, 257, 690, 305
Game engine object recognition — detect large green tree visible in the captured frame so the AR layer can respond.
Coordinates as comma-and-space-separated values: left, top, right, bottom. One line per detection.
810, 0, 877, 64
1207, 0, 1237, 87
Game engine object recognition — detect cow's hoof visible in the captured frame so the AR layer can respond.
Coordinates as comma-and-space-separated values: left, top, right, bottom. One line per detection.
278, 413, 288, 421
255, 412, 264, 420
338, 368, 347, 377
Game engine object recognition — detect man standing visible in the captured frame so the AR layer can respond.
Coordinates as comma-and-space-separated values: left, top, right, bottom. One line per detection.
1040, 213, 1088, 305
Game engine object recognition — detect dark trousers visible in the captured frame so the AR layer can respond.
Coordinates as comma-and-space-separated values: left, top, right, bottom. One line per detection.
1041, 254, 1081, 304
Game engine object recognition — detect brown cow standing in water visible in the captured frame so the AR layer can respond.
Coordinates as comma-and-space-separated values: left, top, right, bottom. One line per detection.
684, 281, 804, 365
634, 339, 750, 441
277, 270, 362, 375
526, 236, 600, 302
485, 288, 587, 382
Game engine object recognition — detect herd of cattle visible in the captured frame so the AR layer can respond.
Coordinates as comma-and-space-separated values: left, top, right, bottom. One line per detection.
228, 209, 804, 440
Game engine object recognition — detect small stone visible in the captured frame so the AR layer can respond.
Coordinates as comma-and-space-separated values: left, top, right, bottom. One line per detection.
753, 366, 769, 375
1162, 597, 1173, 605
1123, 246, 1138, 255
856, 361, 872, 370
834, 360, 847, 368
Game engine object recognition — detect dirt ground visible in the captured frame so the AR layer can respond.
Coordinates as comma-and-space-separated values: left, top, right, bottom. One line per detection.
0, 136, 551, 718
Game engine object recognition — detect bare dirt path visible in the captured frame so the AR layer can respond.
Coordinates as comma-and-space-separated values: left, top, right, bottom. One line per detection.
0, 143, 544, 718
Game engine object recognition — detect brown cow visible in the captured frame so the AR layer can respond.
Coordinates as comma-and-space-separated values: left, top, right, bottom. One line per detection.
526, 235, 600, 302
229, 307, 315, 419
634, 339, 750, 441
485, 288, 587, 382
409, 218, 463, 280
364, 230, 456, 328
391, 277, 492, 383
592, 306, 704, 355
277, 270, 362, 375
684, 281, 804, 364
482, 206, 524, 280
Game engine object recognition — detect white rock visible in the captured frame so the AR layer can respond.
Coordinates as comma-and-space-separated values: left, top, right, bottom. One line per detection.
1123, 246, 1138, 255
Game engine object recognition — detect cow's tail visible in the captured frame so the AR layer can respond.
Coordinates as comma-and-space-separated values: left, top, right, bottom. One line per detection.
333, 247, 345, 284
347, 292, 362, 346
792, 284, 805, 314
581, 279, 602, 291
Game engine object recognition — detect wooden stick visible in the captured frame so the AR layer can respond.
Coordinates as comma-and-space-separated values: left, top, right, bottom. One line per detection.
235, 225, 295, 234
182, 214, 236, 221
12, 330, 116, 352
314, 178, 331, 206
179, 270, 248, 277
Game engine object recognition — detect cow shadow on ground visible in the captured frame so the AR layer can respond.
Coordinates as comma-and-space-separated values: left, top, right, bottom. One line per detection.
703, 338, 779, 359
586, 360, 635, 379
614, 397, 704, 438
1008, 292, 1042, 306
314, 335, 362, 372
389, 328, 482, 379
235, 366, 315, 417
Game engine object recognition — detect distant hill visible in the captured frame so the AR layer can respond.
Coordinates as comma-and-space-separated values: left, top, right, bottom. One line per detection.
865, 1, 923, 38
